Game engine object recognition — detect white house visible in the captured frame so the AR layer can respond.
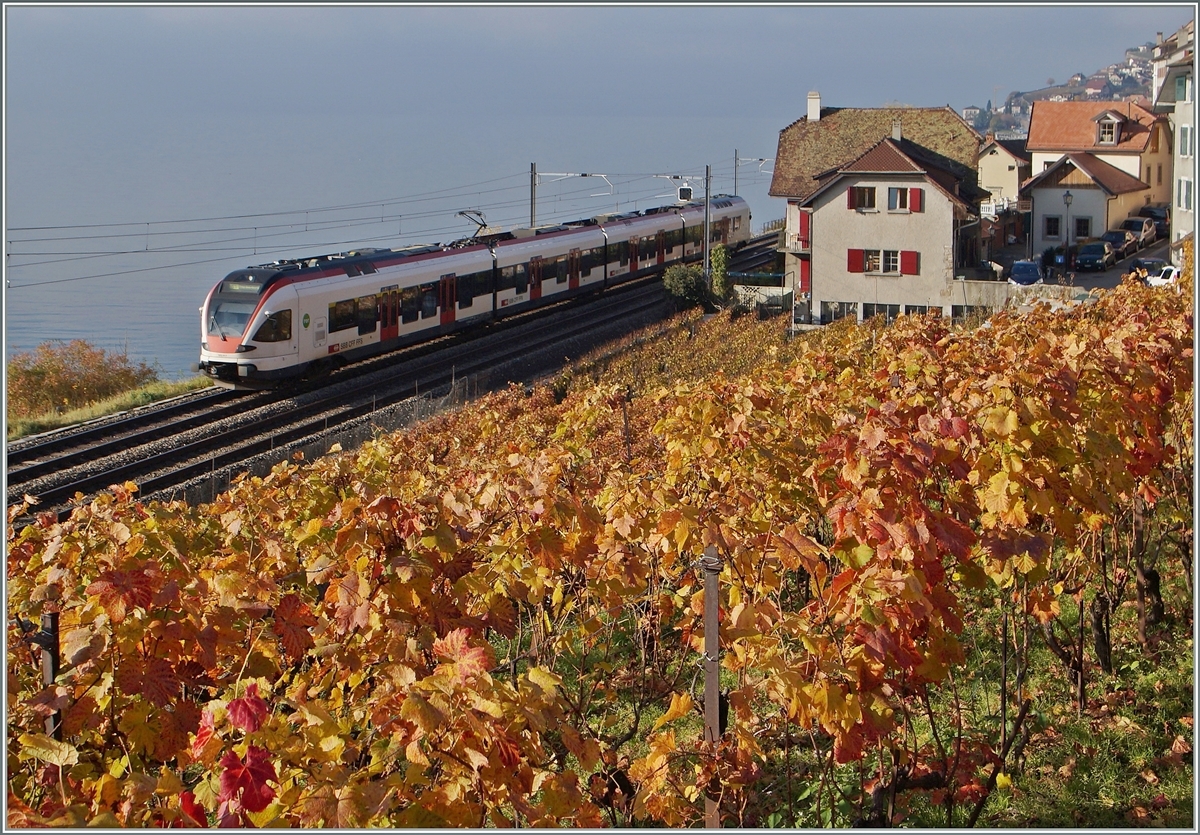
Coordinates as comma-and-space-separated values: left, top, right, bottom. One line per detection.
770, 94, 1005, 325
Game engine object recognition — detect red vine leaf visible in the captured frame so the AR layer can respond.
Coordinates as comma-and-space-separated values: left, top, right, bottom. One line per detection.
272, 594, 317, 660
179, 790, 208, 827
85, 568, 156, 623
218, 746, 277, 813
228, 682, 269, 733
141, 657, 180, 708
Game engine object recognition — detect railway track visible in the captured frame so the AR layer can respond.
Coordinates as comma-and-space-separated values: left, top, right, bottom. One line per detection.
7, 279, 671, 522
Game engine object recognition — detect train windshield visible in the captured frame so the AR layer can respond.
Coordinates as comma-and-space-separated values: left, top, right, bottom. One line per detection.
208, 300, 257, 338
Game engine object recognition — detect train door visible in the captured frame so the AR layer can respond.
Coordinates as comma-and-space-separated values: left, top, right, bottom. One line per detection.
656, 231, 666, 266
568, 249, 581, 290
379, 285, 399, 340
629, 237, 639, 275
530, 257, 543, 301
439, 273, 457, 326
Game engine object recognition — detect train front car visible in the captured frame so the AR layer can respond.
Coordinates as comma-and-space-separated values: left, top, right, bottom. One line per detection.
199, 267, 301, 389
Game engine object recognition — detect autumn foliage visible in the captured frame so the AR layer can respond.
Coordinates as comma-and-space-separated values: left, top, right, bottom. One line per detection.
7, 339, 158, 421
6, 256, 1193, 827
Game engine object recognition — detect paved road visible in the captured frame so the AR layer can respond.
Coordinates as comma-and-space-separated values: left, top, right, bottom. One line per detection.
1064, 238, 1172, 292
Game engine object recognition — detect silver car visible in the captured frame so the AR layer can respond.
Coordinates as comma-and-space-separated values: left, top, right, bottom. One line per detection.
1119, 216, 1157, 250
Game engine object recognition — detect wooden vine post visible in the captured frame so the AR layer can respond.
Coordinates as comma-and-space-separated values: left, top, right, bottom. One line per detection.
701, 545, 723, 828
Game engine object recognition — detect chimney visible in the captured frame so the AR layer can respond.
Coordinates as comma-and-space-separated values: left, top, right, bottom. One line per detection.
892, 118, 902, 141
807, 91, 821, 122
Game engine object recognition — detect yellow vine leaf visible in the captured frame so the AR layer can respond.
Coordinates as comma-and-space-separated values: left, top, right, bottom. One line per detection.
18, 733, 78, 768
653, 691, 695, 731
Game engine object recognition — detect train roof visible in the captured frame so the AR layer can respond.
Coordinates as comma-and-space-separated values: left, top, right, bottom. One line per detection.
215, 196, 748, 290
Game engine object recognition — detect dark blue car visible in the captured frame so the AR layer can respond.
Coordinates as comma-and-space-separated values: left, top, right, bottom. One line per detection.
1008, 260, 1045, 286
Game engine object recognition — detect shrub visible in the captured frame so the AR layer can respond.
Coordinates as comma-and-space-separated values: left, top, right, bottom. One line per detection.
7, 339, 158, 421
662, 263, 706, 309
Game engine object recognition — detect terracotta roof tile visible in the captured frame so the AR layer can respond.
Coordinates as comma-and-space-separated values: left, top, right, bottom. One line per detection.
841, 140, 923, 173
769, 106, 981, 200
1025, 100, 1163, 153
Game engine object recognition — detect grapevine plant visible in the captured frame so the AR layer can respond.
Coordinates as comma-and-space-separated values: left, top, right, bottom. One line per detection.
7, 251, 1193, 827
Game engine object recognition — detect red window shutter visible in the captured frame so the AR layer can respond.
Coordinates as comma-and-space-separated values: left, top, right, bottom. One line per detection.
799, 257, 811, 293
909, 188, 923, 212
900, 250, 920, 275
847, 188, 856, 210
798, 209, 810, 242
847, 248, 865, 272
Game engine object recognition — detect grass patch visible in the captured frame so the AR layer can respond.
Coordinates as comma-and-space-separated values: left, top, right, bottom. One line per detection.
6, 375, 214, 441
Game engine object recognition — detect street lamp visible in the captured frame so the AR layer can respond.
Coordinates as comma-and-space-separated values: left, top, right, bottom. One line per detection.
1063, 190, 1073, 270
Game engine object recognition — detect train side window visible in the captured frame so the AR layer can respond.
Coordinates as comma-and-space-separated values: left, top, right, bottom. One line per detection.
421, 283, 438, 318
582, 247, 602, 273
251, 309, 292, 343
357, 294, 377, 335
513, 263, 528, 294
556, 258, 568, 283
615, 241, 629, 266
329, 299, 357, 332
458, 270, 488, 308
402, 287, 421, 323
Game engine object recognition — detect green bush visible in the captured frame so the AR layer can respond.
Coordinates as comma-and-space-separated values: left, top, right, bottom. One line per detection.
662, 263, 706, 309
7, 339, 158, 421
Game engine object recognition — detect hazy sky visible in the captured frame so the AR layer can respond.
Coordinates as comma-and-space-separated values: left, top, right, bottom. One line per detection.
3, 3, 1194, 375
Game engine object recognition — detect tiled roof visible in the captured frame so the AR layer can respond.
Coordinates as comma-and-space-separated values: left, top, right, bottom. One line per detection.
841, 139, 924, 173
769, 106, 982, 200
803, 137, 990, 210
1025, 100, 1163, 153
1019, 152, 1149, 197
995, 138, 1030, 161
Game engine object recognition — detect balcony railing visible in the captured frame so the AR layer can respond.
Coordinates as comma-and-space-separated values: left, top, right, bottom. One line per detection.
786, 234, 811, 253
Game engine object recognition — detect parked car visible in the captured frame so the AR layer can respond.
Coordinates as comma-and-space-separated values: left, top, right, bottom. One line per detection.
1130, 255, 1167, 275
1075, 241, 1116, 271
1119, 216, 1157, 249
1100, 229, 1137, 260
1008, 260, 1046, 286
1137, 203, 1171, 239
1145, 265, 1180, 287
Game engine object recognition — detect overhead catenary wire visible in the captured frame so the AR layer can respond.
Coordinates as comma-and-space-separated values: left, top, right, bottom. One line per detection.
6, 163, 745, 290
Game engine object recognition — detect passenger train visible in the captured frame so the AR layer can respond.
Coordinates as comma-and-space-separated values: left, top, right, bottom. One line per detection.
198, 195, 751, 389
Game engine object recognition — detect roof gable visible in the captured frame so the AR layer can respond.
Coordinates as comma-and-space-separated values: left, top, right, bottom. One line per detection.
769, 105, 982, 200
1019, 152, 1149, 197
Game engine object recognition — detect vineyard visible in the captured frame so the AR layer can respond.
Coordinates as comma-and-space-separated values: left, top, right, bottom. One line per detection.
7, 252, 1194, 828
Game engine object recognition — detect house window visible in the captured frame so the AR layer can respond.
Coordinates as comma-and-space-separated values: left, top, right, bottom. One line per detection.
1157, 164, 1162, 185
952, 305, 990, 323
849, 248, 919, 274
1074, 217, 1091, 240
1098, 121, 1117, 144
849, 186, 877, 210
1181, 125, 1193, 158
887, 187, 908, 211
1044, 215, 1061, 239
904, 304, 938, 317
820, 301, 858, 324
862, 303, 901, 323
1179, 178, 1194, 211
1177, 73, 1192, 103
1150, 128, 1160, 153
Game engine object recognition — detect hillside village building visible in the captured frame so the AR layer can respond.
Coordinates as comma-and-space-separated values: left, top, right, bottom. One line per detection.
1151, 20, 1194, 260
770, 93, 1008, 325
1020, 100, 1171, 256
